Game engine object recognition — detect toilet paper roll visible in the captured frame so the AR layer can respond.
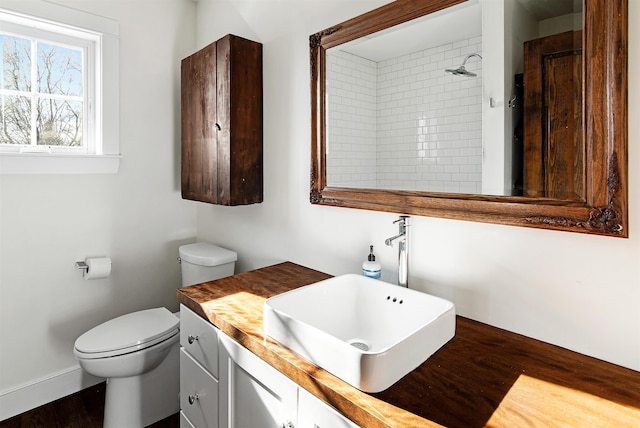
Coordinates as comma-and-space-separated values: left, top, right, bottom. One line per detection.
84, 257, 112, 280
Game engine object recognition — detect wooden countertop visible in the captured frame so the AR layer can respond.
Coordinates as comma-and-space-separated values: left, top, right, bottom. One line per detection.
176, 262, 640, 427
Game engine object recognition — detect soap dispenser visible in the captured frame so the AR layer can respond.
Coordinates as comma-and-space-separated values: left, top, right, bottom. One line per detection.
362, 245, 381, 279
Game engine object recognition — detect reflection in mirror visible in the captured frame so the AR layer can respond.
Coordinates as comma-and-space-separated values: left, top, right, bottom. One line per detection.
324, 0, 583, 198
311, 0, 627, 237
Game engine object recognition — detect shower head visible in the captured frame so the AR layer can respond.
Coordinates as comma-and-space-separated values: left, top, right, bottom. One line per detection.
445, 53, 482, 77
445, 65, 477, 77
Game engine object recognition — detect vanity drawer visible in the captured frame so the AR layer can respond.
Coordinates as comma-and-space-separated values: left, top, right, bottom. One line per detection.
180, 304, 219, 377
180, 348, 219, 428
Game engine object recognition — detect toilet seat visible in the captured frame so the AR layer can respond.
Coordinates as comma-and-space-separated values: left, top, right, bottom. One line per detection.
74, 308, 179, 359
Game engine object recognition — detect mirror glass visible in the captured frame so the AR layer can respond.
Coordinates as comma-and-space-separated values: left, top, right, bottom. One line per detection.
311, 0, 627, 237
325, 0, 583, 199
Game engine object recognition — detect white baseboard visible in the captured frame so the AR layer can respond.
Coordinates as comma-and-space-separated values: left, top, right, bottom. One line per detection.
0, 366, 104, 421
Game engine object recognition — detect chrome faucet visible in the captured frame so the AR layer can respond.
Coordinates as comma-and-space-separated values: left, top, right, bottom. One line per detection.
385, 215, 410, 287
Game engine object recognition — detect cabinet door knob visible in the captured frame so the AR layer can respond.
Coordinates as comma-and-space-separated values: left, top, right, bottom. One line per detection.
187, 335, 198, 344
188, 394, 199, 405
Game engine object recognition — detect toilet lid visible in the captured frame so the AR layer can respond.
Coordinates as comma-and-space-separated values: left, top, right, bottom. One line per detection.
75, 308, 179, 357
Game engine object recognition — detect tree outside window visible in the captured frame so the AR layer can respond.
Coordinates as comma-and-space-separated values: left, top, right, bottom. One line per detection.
1, 34, 83, 147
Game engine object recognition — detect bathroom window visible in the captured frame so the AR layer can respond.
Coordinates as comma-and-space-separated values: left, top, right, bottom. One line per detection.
0, 3, 120, 174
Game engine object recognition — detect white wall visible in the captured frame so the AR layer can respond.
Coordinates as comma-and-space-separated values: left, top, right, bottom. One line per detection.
481, 0, 511, 195
195, 0, 640, 373
0, 0, 197, 413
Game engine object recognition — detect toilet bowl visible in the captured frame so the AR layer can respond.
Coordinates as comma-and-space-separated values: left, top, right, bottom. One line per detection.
74, 242, 237, 428
74, 308, 180, 428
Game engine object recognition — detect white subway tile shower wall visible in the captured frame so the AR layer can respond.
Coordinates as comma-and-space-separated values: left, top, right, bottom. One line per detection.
326, 50, 377, 188
326, 36, 483, 193
378, 36, 483, 193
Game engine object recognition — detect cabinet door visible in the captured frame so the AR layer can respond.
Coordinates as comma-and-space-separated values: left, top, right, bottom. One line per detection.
181, 41, 218, 203
523, 30, 583, 199
298, 388, 360, 428
219, 333, 297, 428
215, 34, 263, 206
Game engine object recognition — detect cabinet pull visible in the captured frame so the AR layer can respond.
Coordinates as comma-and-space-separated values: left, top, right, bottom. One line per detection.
188, 394, 199, 405
215, 123, 222, 131
187, 335, 198, 344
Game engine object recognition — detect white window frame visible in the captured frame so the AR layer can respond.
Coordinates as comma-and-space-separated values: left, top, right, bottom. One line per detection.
0, 1, 120, 174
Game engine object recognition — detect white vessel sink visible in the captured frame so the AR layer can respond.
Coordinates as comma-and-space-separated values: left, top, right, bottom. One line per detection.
263, 274, 455, 392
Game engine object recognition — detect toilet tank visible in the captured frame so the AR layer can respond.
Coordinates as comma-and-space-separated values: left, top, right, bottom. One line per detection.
179, 243, 237, 287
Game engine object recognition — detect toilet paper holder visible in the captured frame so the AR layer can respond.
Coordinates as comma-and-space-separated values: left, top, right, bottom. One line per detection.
75, 257, 112, 280
75, 261, 89, 272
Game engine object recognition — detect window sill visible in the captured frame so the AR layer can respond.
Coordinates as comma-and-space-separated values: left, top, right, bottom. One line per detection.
0, 153, 122, 175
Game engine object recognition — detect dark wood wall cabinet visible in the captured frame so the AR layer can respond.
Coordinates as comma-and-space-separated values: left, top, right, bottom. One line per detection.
181, 34, 263, 205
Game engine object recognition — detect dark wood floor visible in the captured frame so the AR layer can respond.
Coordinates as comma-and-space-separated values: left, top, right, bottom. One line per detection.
0, 382, 178, 428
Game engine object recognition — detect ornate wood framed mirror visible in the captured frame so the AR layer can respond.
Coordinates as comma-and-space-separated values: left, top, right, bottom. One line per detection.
310, 0, 627, 237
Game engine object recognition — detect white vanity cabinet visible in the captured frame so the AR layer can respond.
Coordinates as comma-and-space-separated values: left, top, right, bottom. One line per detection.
181, 304, 360, 428
180, 304, 220, 428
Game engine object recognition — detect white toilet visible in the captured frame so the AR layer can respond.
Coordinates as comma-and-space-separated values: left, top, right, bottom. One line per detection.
74, 242, 237, 428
